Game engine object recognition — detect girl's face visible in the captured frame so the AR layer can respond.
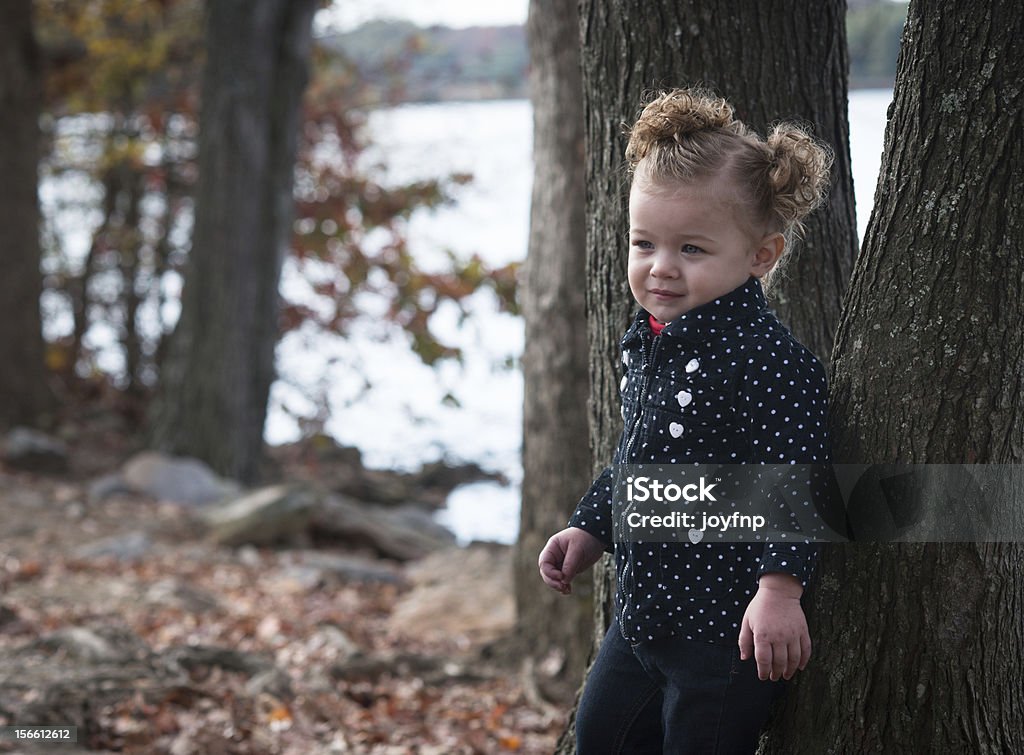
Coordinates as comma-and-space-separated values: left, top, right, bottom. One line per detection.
627, 181, 783, 324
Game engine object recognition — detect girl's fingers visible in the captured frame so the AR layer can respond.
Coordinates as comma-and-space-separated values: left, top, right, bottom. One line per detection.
799, 633, 812, 669
560, 540, 584, 583
770, 642, 788, 682
785, 638, 801, 679
538, 541, 563, 573
538, 536, 578, 594
737, 615, 754, 661
754, 636, 774, 681
538, 562, 563, 586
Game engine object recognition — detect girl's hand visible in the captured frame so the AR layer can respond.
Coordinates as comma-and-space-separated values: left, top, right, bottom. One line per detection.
738, 573, 811, 681
538, 527, 607, 595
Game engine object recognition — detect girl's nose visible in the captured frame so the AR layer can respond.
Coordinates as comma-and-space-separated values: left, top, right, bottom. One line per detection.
650, 251, 679, 278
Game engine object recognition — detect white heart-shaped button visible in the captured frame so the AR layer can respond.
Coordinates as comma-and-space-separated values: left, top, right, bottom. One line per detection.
669, 422, 683, 438
622, 352, 630, 366
688, 528, 704, 544
620, 375, 627, 392
620, 405, 627, 420
676, 390, 692, 408
685, 358, 700, 373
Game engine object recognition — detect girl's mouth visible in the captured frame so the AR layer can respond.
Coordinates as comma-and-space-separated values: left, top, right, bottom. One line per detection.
650, 289, 683, 299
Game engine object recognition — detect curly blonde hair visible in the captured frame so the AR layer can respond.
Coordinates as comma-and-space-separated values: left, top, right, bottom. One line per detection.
625, 88, 833, 246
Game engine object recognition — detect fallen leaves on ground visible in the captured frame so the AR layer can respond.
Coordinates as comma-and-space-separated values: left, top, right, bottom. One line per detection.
0, 469, 568, 754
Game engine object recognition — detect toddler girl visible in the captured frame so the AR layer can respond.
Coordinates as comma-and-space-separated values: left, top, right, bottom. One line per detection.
538, 88, 832, 754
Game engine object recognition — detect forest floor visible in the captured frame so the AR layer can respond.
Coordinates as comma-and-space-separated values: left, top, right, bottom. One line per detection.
0, 416, 570, 754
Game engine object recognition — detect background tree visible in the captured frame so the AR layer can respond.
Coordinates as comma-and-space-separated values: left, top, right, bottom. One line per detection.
558, 0, 857, 749
34, 0, 516, 448
513, 0, 592, 703
35, 0, 204, 401
147, 0, 319, 482
764, 1, 1024, 750
0, 0, 54, 427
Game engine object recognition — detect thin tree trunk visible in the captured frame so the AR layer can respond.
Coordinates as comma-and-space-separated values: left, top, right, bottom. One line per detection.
763, 2, 1024, 751
121, 172, 144, 397
148, 0, 316, 483
514, 0, 593, 704
560, 1, 856, 750
0, 0, 54, 428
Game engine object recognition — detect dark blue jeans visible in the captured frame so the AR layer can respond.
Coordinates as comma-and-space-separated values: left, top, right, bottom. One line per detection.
576, 619, 786, 754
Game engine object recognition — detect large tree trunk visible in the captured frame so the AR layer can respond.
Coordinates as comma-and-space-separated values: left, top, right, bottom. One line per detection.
0, 0, 53, 428
559, 1, 856, 750
514, 0, 593, 704
148, 0, 316, 483
763, 2, 1024, 751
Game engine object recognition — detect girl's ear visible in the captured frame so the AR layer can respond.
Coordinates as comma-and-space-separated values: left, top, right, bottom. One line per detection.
750, 232, 785, 278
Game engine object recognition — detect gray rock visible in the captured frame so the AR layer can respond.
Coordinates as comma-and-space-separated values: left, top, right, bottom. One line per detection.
284, 436, 504, 509
3, 427, 69, 473
245, 667, 293, 700
267, 564, 325, 592
329, 651, 490, 684
202, 485, 318, 546
36, 626, 147, 664
291, 551, 405, 585
310, 624, 362, 664
121, 451, 240, 505
390, 504, 461, 542
387, 544, 514, 644
5, 487, 48, 507
86, 471, 135, 502
312, 495, 457, 561
74, 531, 152, 561
165, 644, 273, 675
329, 653, 399, 683
144, 579, 221, 613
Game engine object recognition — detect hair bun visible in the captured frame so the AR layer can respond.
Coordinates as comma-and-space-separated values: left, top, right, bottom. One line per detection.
626, 89, 736, 166
623, 87, 833, 249
765, 125, 833, 228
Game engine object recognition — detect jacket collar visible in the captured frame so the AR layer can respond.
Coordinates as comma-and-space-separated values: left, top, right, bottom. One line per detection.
622, 276, 768, 346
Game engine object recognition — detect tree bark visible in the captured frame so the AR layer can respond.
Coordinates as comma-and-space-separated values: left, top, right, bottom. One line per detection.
763, 1, 1024, 751
514, 0, 593, 704
559, 1, 856, 750
0, 0, 54, 428
148, 0, 316, 483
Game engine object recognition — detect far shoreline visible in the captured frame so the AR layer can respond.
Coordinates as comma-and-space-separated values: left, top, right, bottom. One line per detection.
359, 82, 895, 111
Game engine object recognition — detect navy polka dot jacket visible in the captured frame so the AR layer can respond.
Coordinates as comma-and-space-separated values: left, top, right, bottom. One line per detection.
568, 275, 829, 646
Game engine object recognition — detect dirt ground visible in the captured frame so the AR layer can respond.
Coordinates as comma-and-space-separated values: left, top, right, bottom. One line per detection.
0, 422, 569, 754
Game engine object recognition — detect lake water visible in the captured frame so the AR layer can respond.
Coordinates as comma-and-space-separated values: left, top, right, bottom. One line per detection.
266, 90, 895, 545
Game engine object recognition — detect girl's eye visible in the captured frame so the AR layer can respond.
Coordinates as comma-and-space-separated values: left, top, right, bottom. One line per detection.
681, 244, 704, 255
631, 239, 653, 250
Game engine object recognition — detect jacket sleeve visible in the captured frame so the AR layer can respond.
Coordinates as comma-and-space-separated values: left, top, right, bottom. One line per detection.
567, 466, 616, 554
736, 335, 830, 589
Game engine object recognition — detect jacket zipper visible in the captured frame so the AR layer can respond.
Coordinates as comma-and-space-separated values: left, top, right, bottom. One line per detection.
623, 330, 660, 461
618, 330, 661, 634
